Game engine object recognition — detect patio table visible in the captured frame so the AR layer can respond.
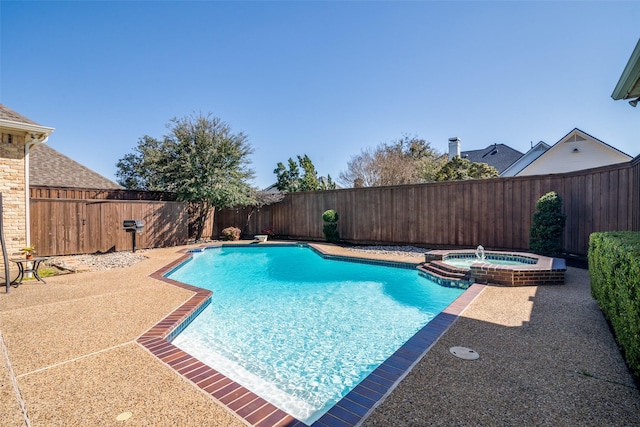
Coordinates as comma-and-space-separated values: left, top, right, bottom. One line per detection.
10, 256, 48, 287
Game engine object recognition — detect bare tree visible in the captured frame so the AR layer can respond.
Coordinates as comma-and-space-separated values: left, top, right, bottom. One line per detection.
339, 148, 379, 187
339, 135, 445, 187
242, 190, 285, 237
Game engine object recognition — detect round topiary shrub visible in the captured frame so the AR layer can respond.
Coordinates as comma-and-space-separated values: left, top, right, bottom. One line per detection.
322, 209, 340, 243
322, 209, 339, 223
529, 191, 566, 256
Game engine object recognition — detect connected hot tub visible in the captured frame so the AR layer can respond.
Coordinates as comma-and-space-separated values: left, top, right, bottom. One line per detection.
421, 247, 566, 286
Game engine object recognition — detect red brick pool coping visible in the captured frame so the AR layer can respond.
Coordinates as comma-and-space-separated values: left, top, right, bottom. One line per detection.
137, 245, 486, 427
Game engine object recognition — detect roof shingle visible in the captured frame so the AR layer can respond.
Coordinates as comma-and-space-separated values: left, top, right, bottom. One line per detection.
461, 144, 524, 174
0, 103, 42, 126
30, 144, 123, 189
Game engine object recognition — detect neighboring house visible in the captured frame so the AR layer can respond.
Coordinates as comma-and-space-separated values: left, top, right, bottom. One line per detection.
261, 183, 281, 193
447, 137, 524, 174
516, 128, 632, 176
612, 38, 640, 106
0, 104, 54, 273
30, 144, 122, 189
500, 141, 551, 177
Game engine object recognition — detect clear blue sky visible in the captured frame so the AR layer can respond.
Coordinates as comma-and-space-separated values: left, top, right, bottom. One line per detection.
2, 1, 639, 190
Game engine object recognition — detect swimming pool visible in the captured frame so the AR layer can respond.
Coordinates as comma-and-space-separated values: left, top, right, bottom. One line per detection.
167, 245, 465, 424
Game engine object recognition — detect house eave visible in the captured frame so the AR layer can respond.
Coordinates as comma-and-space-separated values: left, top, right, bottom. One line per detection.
612, 39, 640, 100
0, 119, 55, 138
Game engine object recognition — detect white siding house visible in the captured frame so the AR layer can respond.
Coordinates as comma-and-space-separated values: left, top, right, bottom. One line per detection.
517, 129, 632, 176
500, 141, 550, 177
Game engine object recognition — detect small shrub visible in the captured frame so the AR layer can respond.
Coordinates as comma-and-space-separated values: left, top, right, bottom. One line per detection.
260, 226, 275, 237
589, 232, 640, 377
221, 226, 241, 241
529, 191, 566, 256
322, 209, 340, 243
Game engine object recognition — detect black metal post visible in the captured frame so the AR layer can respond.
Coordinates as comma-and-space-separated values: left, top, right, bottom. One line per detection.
1, 194, 11, 293
131, 231, 137, 253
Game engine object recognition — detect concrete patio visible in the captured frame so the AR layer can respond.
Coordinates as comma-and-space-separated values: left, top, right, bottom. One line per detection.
1, 244, 638, 426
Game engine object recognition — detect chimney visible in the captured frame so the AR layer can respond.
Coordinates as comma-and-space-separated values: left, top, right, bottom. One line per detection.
448, 137, 461, 160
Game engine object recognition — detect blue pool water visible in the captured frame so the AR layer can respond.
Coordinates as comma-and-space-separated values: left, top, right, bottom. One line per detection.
169, 246, 464, 424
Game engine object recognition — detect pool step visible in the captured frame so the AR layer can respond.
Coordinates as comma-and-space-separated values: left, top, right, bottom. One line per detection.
419, 261, 470, 281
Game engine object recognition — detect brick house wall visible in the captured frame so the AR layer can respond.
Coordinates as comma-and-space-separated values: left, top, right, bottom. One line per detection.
1, 132, 27, 272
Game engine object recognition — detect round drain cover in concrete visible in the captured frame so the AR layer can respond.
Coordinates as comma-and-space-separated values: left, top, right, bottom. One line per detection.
449, 346, 479, 360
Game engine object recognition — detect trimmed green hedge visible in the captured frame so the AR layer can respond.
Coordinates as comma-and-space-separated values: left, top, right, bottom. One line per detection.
589, 232, 640, 377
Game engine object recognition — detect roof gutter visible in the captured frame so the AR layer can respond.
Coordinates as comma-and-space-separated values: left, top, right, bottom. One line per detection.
0, 119, 55, 135
612, 38, 640, 100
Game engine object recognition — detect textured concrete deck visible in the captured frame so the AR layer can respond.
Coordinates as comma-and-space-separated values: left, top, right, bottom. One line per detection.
1, 243, 638, 426
1, 246, 244, 427
364, 266, 640, 426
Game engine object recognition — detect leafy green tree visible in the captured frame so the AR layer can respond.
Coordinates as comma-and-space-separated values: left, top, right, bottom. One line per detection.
274, 158, 300, 192
298, 154, 319, 191
116, 135, 168, 190
468, 161, 500, 179
319, 175, 336, 190
274, 154, 336, 191
116, 113, 255, 240
434, 156, 498, 181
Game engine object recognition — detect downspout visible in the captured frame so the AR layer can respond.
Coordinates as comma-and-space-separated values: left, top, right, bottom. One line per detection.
24, 133, 49, 247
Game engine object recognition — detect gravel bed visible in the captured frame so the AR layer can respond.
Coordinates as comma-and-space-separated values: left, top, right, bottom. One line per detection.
47, 250, 148, 272
345, 245, 427, 258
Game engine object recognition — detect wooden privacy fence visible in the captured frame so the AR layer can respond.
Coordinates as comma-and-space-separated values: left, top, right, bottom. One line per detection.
30, 187, 174, 201
216, 157, 640, 257
29, 187, 194, 256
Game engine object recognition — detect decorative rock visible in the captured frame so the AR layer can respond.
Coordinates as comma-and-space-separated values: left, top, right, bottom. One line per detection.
346, 245, 426, 258
48, 251, 148, 272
